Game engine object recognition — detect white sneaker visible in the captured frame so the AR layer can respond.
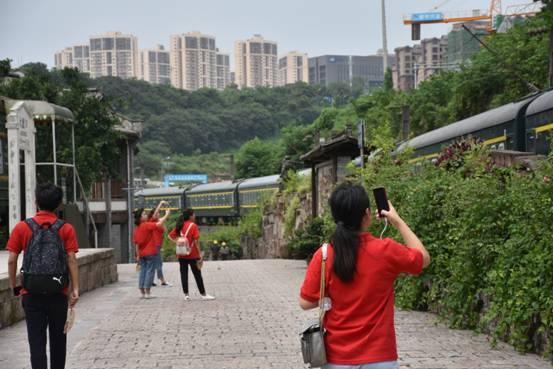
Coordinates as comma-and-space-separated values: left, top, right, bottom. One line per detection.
184, 294, 190, 301
201, 294, 215, 300
161, 282, 172, 287
145, 294, 154, 299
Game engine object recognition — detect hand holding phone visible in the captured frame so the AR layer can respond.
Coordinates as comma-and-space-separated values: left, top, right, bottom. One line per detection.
372, 187, 390, 217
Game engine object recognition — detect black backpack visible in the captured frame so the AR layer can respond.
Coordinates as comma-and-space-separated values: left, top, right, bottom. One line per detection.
21, 218, 69, 295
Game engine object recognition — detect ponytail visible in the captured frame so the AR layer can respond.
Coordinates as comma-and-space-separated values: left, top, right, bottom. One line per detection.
331, 222, 361, 282
328, 183, 370, 282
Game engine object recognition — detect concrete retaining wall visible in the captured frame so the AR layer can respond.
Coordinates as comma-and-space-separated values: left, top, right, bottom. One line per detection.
0, 248, 118, 329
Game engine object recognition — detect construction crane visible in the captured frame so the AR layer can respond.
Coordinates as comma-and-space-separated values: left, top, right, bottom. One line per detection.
404, 0, 543, 40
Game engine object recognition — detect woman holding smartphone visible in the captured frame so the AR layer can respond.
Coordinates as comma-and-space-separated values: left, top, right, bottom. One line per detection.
299, 183, 430, 369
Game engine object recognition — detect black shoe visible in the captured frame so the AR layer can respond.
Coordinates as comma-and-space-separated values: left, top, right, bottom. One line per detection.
151, 282, 157, 287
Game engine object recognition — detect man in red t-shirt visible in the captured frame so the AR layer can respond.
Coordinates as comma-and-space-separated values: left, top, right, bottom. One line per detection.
300, 184, 430, 369
7, 183, 79, 369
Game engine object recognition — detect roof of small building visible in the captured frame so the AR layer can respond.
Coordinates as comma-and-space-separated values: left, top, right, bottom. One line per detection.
3, 97, 74, 122
300, 134, 360, 164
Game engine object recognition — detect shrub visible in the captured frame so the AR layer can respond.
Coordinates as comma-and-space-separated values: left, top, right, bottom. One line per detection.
359, 142, 553, 357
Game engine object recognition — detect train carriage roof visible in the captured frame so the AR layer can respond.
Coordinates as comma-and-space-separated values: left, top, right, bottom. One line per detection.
397, 96, 537, 152
238, 174, 280, 190
186, 181, 236, 194
135, 187, 184, 197
526, 89, 553, 116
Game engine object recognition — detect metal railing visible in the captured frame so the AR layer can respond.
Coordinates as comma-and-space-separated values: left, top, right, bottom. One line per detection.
75, 168, 99, 248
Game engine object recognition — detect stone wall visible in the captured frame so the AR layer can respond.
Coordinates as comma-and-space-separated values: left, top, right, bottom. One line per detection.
0, 248, 118, 329
251, 191, 312, 259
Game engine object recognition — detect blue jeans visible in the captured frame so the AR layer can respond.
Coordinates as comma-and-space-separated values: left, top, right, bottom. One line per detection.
154, 246, 164, 280
138, 255, 156, 289
323, 361, 399, 369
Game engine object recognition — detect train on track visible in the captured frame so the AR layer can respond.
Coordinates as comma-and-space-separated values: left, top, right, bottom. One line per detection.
135, 89, 553, 224
397, 89, 553, 160
134, 174, 282, 225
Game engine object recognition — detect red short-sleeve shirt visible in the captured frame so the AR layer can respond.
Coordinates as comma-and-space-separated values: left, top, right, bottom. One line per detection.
133, 221, 162, 257
300, 232, 423, 365
168, 220, 200, 259
6, 211, 80, 296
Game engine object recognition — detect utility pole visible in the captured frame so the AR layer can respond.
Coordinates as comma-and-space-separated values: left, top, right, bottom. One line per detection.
381, 0, 389, 72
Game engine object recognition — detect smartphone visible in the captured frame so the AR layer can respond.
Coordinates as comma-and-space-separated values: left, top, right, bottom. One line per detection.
373, 187, 390, 217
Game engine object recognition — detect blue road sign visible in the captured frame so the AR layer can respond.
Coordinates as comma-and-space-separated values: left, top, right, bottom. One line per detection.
164, 174, 208, 187
411, 12, 444, 22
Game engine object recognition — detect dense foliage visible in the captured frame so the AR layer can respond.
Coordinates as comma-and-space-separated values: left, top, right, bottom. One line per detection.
91, 77, 365, 178
358, 143, 553, 357
0, 62, 121, 190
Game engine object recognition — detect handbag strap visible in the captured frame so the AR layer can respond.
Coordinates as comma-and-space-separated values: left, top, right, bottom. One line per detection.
318, 244, 328, 326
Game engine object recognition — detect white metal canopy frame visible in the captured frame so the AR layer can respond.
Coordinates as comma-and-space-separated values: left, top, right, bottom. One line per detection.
22, 100, 77, 202
4, 98, 85, 233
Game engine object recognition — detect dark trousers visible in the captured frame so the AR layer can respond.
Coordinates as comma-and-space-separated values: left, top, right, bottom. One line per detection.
178, 258, 206, 295
22, 294, 68, 369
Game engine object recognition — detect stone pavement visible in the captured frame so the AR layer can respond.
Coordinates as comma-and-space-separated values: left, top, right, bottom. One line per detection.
0, 260, 551, 369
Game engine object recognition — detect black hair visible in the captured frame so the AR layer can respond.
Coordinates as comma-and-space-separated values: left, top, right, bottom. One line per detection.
328, 182, 370, 282
35, 183, 63, 212
174, 208, 194, 234
134, 208, 144, 226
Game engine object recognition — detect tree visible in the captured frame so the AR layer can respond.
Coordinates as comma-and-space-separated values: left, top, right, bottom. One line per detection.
0, 58, 11, 78
0, 65, 121, 190
235, 138, 283, 178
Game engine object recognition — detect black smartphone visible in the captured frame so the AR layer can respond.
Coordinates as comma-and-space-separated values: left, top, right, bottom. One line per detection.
373, 187, 389, 217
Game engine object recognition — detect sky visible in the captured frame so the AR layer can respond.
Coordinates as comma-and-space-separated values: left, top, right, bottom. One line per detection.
0, 0, 527, 69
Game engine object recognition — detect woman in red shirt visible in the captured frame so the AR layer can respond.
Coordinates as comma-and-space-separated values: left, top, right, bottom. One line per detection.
134, 205, 170, 299
148, 202, 171, 287
168, 208, 215, 301
300, 183, 430, 369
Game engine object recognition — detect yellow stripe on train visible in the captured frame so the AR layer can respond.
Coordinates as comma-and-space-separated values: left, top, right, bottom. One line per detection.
535, 122, 553, 134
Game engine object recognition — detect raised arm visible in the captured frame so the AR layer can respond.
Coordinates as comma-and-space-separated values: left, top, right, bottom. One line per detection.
380, 202, 431, 268
153, 201, 165, 219
156, 209, 171, 227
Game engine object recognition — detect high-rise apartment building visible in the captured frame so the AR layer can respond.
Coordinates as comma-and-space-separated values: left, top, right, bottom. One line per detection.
234, 35, 278, 88
278, 51, 309, 86
393, 45, 422, 91
72, 45, 90, 73
54, 45, 91, 73
89, 32, 138, 79
54, 47, 73, 70
216, 52, 231, 90
447, 21, 488, 67
170, 32, 217, 90
138, 45, 170, 85
308, 54, 395, 91
416, 36, 448, 85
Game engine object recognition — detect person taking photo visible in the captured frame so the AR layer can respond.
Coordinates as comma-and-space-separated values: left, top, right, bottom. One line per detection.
299, 183, 430, 369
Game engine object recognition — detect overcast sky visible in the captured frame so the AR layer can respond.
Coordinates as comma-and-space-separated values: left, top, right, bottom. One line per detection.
0, 0, 526, 68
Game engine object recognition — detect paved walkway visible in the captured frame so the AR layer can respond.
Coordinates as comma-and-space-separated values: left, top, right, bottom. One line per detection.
0, 260, 550, 369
